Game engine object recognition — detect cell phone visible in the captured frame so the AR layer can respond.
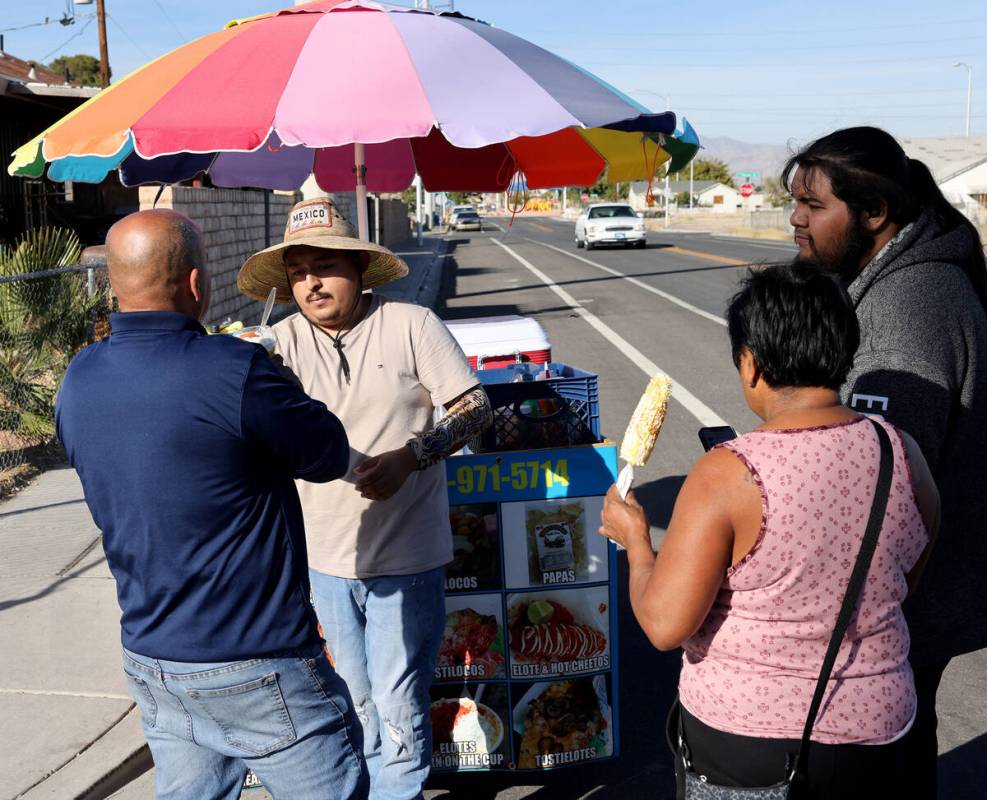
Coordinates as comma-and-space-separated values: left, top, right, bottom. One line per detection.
698, 425, 737, 451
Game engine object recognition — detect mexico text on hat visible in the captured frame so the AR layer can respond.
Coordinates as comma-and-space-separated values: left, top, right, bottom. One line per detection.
288, 202, 335, 235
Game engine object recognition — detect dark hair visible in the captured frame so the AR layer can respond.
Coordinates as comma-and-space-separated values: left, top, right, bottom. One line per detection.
727, 263, 860, 391
782, 126, 987, 310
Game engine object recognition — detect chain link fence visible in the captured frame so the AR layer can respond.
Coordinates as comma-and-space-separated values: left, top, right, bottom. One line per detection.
0, 259, 114, 480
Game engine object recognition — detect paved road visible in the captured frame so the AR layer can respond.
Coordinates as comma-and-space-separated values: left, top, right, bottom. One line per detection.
421, 216, 987, 800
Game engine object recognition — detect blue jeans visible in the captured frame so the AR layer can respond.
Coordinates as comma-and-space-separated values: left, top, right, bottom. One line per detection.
309, 567, 445, 800
122, 643, 368, 800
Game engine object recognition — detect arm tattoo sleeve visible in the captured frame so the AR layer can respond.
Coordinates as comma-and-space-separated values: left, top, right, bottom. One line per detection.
406, 385, 493, 470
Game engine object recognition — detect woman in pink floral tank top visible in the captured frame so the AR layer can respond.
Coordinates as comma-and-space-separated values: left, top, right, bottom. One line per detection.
601, 264, 939, 798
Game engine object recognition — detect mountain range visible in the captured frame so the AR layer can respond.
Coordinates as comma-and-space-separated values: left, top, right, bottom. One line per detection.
698, 135, 792, 183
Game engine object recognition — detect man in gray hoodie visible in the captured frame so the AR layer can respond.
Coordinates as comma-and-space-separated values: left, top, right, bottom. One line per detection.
784, 126, 987, 798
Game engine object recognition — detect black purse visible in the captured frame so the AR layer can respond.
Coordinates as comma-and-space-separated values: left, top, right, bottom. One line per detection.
667, 419, 895, 799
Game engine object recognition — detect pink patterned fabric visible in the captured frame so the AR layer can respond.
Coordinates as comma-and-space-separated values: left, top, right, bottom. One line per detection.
678, 417, 929, 745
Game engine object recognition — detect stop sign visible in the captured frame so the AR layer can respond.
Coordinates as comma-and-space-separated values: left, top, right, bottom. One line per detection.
740, 183, 754, 198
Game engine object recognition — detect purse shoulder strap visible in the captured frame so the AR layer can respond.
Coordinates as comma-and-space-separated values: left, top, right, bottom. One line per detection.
790, 418, 894, 781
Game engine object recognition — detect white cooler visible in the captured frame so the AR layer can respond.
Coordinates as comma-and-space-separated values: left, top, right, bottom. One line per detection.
446, 315, 552, 371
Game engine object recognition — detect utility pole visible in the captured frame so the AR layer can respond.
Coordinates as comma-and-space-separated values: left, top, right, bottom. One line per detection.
689, 159, 694, 209
662, 95, 671, 229
96, 0, 110, 88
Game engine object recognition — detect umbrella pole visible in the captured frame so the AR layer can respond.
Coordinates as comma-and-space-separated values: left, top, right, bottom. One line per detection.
355, 142, 370, 241
416, 175, 424, 246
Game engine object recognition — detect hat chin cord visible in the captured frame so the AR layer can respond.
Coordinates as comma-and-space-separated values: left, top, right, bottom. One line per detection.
311, 271, 365, 386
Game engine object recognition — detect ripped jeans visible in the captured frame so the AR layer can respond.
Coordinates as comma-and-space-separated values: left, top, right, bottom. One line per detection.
309, 567, 445, 800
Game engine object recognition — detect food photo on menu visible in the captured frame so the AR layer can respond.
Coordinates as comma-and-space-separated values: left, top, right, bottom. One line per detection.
500, 496, 608, 589
511, 675, 613, 769
447, 504, 501, 592
429, 684, 510, 771
435, 594, 506, 682
507, 586, 610, 679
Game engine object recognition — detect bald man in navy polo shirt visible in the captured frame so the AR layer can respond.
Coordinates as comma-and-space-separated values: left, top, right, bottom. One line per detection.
56, 210, 368, 800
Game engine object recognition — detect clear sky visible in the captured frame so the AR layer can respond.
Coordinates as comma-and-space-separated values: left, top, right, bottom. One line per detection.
3, 0, 986, 145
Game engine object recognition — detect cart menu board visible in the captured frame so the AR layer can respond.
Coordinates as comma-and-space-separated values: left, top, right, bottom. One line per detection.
432, 443, 619, 773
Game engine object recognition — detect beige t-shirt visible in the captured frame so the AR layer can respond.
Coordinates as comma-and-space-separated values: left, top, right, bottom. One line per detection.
273, 295, 478, 578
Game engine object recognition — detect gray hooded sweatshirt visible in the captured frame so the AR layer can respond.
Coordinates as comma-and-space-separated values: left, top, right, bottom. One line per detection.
842, 209, 987, 665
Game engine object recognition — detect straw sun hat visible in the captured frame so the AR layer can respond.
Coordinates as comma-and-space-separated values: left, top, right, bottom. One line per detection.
238, 198, 409, 303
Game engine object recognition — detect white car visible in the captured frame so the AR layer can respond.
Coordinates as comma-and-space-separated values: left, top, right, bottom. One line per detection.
452, 211, 482, 231
446, 204, 477, 231
574, 203, 646, 250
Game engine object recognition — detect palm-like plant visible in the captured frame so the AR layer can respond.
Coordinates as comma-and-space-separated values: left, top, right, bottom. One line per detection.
0, 227, 105, 443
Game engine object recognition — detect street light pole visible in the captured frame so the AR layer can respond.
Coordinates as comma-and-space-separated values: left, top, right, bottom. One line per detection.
95, 0, 110, 88
955, 62, 973, 137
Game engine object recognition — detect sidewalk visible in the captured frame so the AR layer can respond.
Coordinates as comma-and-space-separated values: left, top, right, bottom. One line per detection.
373, 230, 448, 307
0, 466, 152, 799
0, 231, 450, 800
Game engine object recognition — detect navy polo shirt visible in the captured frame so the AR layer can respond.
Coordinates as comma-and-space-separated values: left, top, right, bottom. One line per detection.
56, 312, 349, 662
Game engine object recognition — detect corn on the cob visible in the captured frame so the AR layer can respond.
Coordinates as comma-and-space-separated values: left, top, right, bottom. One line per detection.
619, 374, 672, 467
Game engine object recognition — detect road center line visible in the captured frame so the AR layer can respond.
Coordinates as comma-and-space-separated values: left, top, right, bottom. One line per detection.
663, 246, 745, 266
528, 239, 729, 327
490, 238, 728, 427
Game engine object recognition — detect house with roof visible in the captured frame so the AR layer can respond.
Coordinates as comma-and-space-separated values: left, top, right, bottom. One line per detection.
0, 46, 129, 244
628, 179, 763, 212
899, 135, 987, 225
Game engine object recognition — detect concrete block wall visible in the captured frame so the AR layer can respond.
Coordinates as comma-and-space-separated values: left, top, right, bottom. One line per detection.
331, 192, 357, 226
139, 186, 300, 325
322, 192, 410, 246
743, 208, 794, 232
378, 198, 411, 246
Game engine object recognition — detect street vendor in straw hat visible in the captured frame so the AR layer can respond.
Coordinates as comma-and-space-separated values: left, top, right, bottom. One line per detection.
239, 198, 491, 799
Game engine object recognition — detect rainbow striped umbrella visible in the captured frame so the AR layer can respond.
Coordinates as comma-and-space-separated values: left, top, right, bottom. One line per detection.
8, 0, 698, 236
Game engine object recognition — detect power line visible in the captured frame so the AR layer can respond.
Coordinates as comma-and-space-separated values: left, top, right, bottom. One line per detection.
579, 51, 987, 70
40, 16, 95, 62
149, 0, 187, 42
545, 33, 987, 54
521, 15, 987, 40
105, 11, 150, 60
0, 11, 95, 35
633, 87, 967, 99
685, 111, 987, 122
680, 100, 977, 114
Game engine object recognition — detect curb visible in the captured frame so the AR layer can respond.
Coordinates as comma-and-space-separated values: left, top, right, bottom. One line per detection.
20, 706, 152, 800
413, 238, 450, 310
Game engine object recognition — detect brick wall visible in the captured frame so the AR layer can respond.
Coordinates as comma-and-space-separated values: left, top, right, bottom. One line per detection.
139, 186, 300, 325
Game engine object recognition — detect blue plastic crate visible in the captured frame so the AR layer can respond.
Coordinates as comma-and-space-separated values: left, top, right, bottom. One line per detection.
474, 362, 601, 452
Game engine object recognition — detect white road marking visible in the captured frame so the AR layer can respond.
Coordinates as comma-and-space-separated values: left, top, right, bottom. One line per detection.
490, 238, 729, 427
530, 240, 728, 328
